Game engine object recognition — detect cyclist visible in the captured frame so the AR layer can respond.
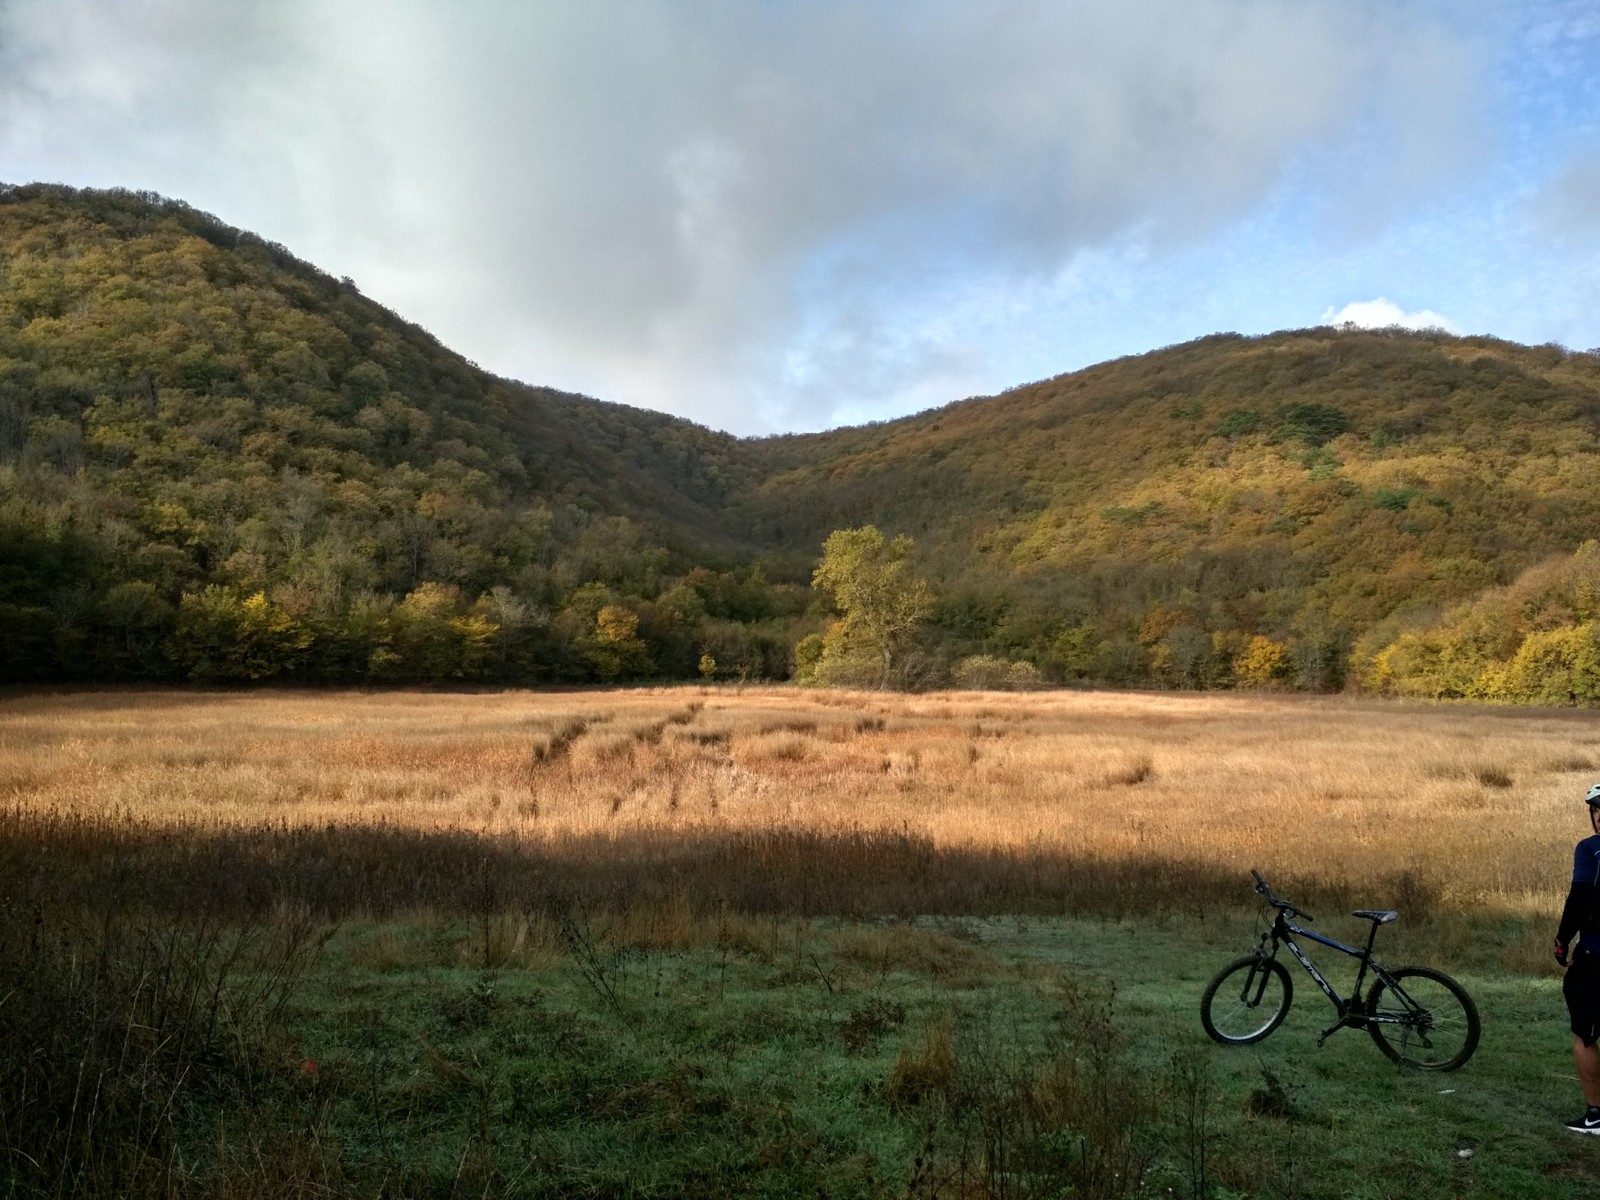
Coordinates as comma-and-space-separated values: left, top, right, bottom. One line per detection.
1556, 783, 1600, 1133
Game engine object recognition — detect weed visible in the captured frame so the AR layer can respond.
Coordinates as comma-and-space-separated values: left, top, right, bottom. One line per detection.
886, 1019, 957, 1110
1244, 1061, 1303, 1121
840, 998, 907, 1052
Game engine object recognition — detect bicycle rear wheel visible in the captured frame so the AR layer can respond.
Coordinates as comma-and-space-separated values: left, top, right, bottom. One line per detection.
1365, 966, 1480, 1071
1201, 955, 1293, 1045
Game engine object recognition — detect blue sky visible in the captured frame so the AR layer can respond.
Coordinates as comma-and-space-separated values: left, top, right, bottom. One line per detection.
1, 0, 1596, 435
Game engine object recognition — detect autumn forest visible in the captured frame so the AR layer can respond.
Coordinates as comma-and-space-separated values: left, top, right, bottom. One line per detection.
6, 182, 1600, 702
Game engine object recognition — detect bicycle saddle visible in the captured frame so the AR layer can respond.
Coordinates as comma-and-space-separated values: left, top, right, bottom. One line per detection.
1351, 909, 1398, 924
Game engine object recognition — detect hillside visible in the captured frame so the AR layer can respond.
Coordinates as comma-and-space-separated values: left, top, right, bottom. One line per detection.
740, 328, 1600, 689
6, 183, 1600, 696
0, 184, 801, 685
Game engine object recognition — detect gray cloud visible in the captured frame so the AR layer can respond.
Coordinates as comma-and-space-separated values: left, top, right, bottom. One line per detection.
0, 0, 1481, 432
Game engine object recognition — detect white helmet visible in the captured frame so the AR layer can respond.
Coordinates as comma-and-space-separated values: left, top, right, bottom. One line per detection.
1587, 783, 1600, 806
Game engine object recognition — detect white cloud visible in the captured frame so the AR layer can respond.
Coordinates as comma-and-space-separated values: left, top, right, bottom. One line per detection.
0, 0, 1484, 432
1320, 298, 1461, 334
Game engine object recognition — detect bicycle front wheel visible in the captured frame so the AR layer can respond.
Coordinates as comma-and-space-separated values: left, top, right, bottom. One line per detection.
1201, 955, 1293, 1045
1365, 966, 1481, 1071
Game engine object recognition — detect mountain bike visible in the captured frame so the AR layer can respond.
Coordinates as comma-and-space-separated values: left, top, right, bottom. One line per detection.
1199, 870, 1481, 1070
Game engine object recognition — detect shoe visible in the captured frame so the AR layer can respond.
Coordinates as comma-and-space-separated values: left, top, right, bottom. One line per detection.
1565, 1107, 1600, 1134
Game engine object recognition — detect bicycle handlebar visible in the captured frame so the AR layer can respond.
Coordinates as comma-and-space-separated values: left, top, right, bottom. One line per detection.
1250, 868, 1313, 922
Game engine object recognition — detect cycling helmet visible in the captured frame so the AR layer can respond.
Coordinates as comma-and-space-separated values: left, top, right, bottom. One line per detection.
1587, 783, 1600, 807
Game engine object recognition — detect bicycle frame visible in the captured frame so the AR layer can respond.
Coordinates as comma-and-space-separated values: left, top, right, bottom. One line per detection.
1257, 909, 1416, 1045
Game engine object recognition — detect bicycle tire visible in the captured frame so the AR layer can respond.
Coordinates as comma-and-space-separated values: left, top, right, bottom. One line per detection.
1365, 965, 1480, 1071
1201, 955, 1293, 1045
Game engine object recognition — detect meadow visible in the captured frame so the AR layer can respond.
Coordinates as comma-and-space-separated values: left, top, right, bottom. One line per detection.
2, 685, 1597, 1197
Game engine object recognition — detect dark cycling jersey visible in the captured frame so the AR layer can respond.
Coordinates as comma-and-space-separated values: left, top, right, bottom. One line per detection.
1558, 834, 1600, 948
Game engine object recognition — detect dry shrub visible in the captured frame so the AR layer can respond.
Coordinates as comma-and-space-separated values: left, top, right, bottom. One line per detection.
739, 731, 812, 764
605, 894, 699, 951
530, 716, 590, 764
760, 718, 818, 735
351, 925, 436, 970
831, 924, 996, 984
1424, 759, 1515, 789
459, 911, 565, 969
936, 989, 1154, 1200
886, 1018, 956, 1110
840, 998, 907, 1053
884, 750, 919, 777
710, 912, 791, 957
571, 731, 636, 768
0, 902, 326, 1198
627, 719, 668, 744
1546, 754, 1596, 773
665, 702, 703, 725
1104, 755, 1155, 786
665, 727, 730, 748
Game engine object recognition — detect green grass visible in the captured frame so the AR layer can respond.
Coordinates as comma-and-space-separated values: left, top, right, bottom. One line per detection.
188, 909, 1600, 1199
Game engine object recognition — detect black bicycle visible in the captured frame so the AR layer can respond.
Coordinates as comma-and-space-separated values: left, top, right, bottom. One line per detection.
1200, 870, 1481, 1071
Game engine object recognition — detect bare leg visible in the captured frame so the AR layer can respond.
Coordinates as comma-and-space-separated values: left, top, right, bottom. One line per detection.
1575, 1036, 1600, 1107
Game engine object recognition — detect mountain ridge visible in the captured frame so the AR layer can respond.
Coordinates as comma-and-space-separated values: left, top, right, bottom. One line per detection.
5, 182, 1600, 695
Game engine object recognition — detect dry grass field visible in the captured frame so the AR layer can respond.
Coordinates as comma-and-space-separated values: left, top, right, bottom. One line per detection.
1, 685, 1592, 920
5, 686, 1599, 1199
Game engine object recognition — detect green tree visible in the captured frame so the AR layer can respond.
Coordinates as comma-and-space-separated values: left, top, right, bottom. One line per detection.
811, 526, 934, 689
589, 604, 652, 680
168, 586, 311, 681
387, 582, 496, 680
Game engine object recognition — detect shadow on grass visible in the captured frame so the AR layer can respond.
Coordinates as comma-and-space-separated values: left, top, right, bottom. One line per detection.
0, 807, 1433, 923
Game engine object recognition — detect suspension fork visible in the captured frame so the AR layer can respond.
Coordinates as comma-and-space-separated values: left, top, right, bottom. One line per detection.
1239, 924, 1282, 1005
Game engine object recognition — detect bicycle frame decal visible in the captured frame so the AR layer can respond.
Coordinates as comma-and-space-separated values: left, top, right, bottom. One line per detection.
1273, 916, 1385, 1019
1279, 928, 1347, 1012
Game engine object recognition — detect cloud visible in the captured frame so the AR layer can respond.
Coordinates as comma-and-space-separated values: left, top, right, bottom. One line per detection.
1320, 298, 1461, 334
0, 0, 1482, 432
1533, 155, 1600, 241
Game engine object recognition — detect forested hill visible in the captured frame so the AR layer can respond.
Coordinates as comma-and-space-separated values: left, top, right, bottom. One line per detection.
739, 327, 1600, 691
0, 184, 793, 685
6, 183, 1600, 697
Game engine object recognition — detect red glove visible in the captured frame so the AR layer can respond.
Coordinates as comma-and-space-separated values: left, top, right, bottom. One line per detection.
1556, 939, 1571, 967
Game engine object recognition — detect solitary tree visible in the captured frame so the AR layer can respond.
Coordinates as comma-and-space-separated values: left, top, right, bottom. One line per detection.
811, 526, 933, 689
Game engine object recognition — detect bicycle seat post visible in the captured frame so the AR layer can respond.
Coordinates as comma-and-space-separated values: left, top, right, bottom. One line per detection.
1350, 909, 1397, 998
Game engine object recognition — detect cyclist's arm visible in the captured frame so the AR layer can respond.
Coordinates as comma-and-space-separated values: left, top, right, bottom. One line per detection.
1558, 881, 1591, 949
1559, 840, 1600, 952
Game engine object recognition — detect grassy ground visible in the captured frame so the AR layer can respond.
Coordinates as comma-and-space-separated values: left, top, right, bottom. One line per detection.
222, 909, 1593, 1199
6, 686, 1599, 1196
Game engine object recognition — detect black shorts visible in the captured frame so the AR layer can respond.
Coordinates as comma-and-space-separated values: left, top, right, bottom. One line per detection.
1566, 948, 1600, 1045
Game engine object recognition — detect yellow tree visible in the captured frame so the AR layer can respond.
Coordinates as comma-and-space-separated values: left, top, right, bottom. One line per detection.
811, 526, 934, 689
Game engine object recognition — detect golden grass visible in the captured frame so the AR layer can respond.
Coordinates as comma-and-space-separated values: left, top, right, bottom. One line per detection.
1, 685, 1593, 915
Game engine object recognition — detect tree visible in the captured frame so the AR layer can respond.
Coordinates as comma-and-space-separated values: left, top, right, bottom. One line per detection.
589, 604, 652, 680
168, 586, 310, 681
1233, 635, 1291, 688
811, 526, 934, 689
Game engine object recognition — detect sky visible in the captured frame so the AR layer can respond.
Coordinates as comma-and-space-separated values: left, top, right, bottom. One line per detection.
1, 1, 1597, 436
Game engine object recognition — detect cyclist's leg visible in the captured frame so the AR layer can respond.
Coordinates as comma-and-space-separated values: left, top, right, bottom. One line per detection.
1575, 1036, 1600, 1107
1566, 948, 1600, 1104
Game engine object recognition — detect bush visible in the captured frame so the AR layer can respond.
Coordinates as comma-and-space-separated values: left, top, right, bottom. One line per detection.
1211, 409, 1262, 438
1274, 402, 1347, 446
0, 903, 326, 1196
